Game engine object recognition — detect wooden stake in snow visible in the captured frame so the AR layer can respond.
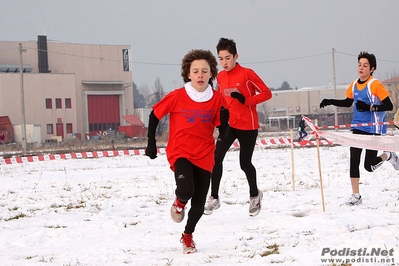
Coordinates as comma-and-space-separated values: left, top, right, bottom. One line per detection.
315, 119, 326, 212
290, 129, 295, 191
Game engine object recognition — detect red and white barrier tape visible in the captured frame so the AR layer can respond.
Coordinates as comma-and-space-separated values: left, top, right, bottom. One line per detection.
0, 137, 333, 165
317, 121, 399, 130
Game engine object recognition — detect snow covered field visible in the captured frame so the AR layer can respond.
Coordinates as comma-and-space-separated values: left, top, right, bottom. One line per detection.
1, 144, 398, 265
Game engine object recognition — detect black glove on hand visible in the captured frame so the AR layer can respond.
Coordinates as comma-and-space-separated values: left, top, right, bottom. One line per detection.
145, 139, 157, 159
355, 100, 370, 112
319, 99, 334, 108
146, 110, 159, 159
218, 106, 230, 139
220, 106, 229, 125
231, 92, 245, 105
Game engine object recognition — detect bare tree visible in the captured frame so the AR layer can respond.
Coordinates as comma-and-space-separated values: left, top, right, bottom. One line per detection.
138, 83, 151, 107
145, 77, 165, 107
133, 82, 146, 108
149, 77, 168, 138
257, 101, 272, 124
153, 77, 164, 104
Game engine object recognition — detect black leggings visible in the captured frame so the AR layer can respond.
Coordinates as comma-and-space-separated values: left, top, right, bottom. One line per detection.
210, 128, 258, 198
350, 130, 383, 177
174, 158, 210, 234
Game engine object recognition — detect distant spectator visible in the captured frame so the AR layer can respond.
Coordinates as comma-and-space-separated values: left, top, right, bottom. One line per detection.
298, 115, 308, 142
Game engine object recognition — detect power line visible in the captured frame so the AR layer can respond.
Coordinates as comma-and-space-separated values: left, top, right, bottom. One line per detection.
242, 52, 331, 64
335, 51, 399, 64
28, 47, 124, 63
131, 61, 180, 66
28, 47, 181, 65
0, 47, 19, 53
14, 48, 339, 66
2, 46, 399, 66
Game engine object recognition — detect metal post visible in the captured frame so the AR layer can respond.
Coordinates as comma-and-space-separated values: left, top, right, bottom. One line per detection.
332, 48, 338, 127
19, 43, 27, 155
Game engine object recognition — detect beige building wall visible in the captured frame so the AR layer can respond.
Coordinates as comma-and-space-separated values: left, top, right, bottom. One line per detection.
0, 37, 133, 143
0, 73, 76, 138
262, 87, 348, 117
257, 86, 350, 129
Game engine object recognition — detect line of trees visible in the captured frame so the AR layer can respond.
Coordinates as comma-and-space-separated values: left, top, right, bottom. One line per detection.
133, 77, 168, 136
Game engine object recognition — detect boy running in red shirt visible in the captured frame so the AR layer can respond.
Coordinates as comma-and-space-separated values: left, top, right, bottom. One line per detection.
145, 49, 228, 254
204, 38, 272, 216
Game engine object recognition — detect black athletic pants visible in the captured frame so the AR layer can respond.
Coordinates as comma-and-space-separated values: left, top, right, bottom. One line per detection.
174, 158, 210, 234
210, 128, 259, 198
350, 129, 383, 177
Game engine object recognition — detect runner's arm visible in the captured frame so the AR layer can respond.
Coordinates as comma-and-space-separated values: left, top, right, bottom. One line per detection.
320, 97, 353, 108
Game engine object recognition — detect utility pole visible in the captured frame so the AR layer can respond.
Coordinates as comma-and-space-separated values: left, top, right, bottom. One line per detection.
19, 43, 27, 155
332, 48, 338, 127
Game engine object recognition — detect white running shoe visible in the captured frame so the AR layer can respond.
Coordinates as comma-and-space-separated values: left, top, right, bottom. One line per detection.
171, 197, 186, 223
249, 190, 263, 216
203, 196, 220, 215
386, 151, 399, 170
180, 233, 197, 254
344, 194, 362, 206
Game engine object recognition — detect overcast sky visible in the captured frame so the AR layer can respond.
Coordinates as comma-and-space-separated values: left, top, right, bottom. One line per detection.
2, 0, 399, 91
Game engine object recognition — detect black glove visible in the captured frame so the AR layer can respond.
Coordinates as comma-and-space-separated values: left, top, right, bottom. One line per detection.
145, 139, 157, 159
217, 106, 230, 139
220, 106, 229, 124
231, 92, 245, 105
355, 100, 371, 112
319, 99, 334, 108
145, 110, 159, 159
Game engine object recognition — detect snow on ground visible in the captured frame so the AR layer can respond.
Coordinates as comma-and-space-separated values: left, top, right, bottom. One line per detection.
1, 145, 398, 265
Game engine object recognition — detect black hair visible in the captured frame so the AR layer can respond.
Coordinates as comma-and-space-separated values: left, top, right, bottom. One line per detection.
216, 37, 237, 56
358, 51, 377, 74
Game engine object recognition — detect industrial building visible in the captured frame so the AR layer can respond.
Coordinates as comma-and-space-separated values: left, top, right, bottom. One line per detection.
0, 35, 134, 144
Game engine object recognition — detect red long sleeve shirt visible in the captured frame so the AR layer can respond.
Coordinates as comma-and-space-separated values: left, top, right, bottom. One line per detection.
217, 63, 272, 130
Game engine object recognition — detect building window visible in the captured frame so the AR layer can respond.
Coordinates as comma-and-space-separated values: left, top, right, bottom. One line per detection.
288, 107, 294, 113
296, 107, 301, 112
45, 98, 52, 109
47, 124, 53, 134
66, 123, 73, 133
56, 98, 62, 109
65, 98, 72, 109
